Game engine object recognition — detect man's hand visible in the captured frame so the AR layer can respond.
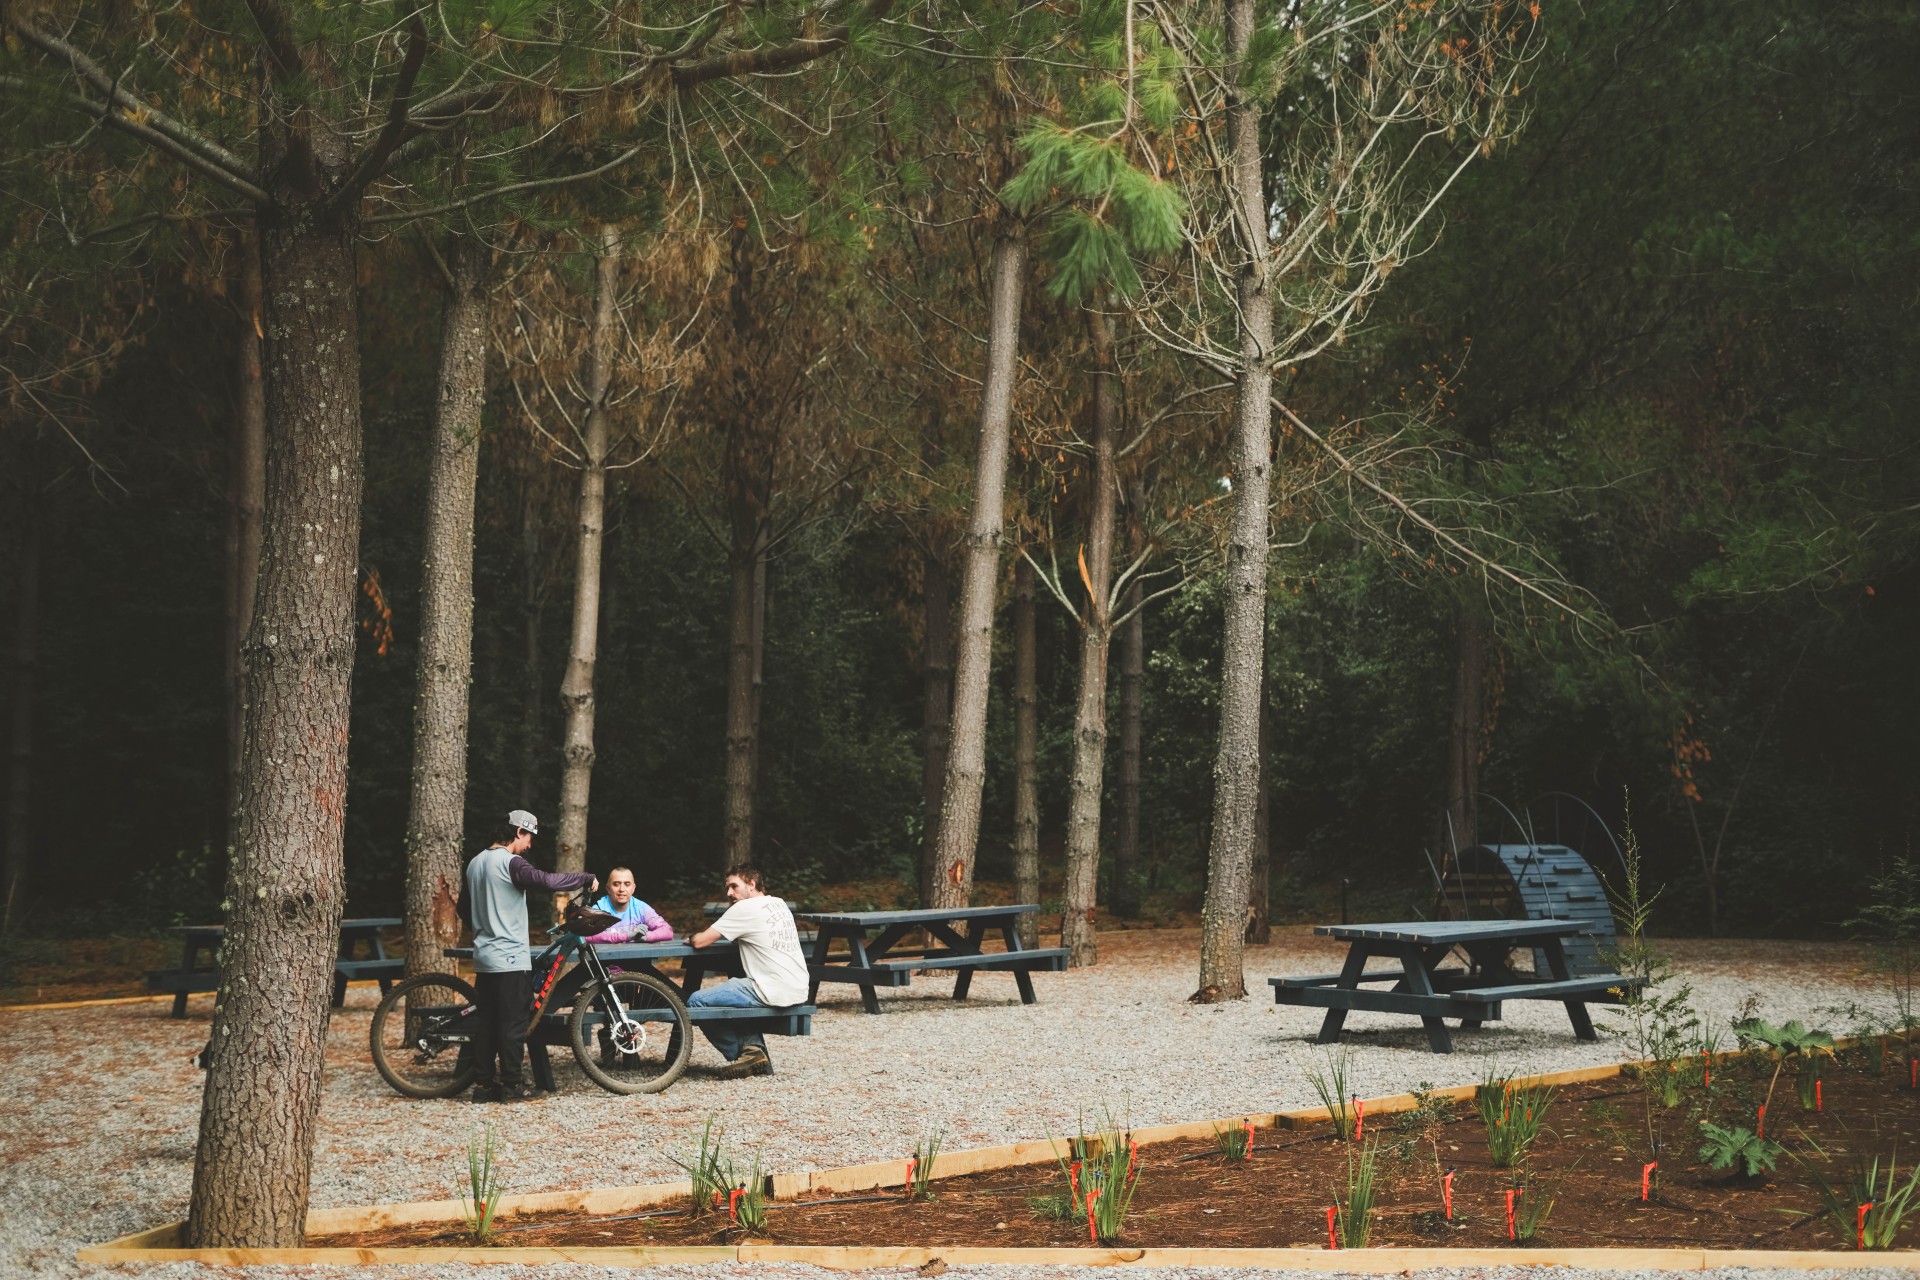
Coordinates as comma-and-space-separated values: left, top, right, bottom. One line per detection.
590, 876, 600, 893
691, 925, 722, 948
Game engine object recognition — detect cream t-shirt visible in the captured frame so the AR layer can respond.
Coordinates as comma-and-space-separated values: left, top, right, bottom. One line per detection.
712, 894, 810, 1007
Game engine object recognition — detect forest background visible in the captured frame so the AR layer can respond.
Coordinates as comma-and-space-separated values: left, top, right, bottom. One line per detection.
2, 0, 1915, 955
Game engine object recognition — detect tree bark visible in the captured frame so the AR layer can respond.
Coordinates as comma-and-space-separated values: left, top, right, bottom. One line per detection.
188, 192, 363, 1246
518, 479, 545, 803
929, 230, 1027, 909
3, 512, 39, 932
402, 236, 489, 977
1195, 0, 1276, 1002
1246, 699, 1272, 944
1444, 605, 1489, 857
1060, 306, 1120, 968
721, 523, 769, 868
919, 548, 955, 904
554, 225, 622, 882
1010, 555, 1040, 912
1112, 478, 1146, 918
224, 232, 266, 852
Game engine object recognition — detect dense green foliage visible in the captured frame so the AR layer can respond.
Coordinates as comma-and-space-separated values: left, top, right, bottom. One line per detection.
4, 0, 1915, 936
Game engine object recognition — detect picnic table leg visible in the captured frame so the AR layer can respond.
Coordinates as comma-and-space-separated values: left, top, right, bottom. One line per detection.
1539, 935, 1598, 1040
170, 936, 200, 1019
1395, 943, 1457, 1054
948, 921, 988, 1001
528, 1041, 557, 1092
807, 928, 835, 1004
332, 969, 349, 1008
1315, 942, 1374, 1045
1002, 920, 1039, 1005
848, 932, 881, 1014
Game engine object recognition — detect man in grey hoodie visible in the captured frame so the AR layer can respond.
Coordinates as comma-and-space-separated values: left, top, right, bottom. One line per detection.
456, 809, 597, 1102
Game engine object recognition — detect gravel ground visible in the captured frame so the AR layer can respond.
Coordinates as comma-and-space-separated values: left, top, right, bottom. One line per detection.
0, 927, 1901, 1280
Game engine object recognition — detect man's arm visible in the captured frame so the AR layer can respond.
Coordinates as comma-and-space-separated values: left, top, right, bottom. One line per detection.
507, 857, 597, 896
691, 924, 723, 948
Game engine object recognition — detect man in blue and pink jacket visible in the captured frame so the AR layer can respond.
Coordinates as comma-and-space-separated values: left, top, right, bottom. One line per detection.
583, 866, 675, 943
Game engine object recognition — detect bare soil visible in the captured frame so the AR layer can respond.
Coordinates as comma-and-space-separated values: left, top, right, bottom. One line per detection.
315, 1047, 1920, 1253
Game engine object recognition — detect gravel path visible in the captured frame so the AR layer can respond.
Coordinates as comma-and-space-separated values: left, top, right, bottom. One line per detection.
0, 927, 1898, 1279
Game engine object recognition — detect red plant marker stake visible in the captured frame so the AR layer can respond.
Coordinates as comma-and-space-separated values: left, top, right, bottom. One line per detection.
1756, 1104, 1766, 1139
1242, 1119, 1254, 1158
1911, 1058, 1917, 1090
1326, 1206, 1340, 1250
1442, 1169, 1456, 1220
1353, 1097, 1365, 1141
1070, 1161, 1082, 1201
1816, 1079, 1824, 1112
1641, 1161, 1658, 1202
728, 1187, 744, 1223
1505, 1188, 1520, 1240
904, 1157, 917, 1199
1859, 1202, 1873, 1250
1085, 1191, 1101, 1243
1128, 1137, 1140, 1179
1702, 1050, 1711, 1089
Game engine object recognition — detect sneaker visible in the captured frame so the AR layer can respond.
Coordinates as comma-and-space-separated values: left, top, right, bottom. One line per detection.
504, 1084, 540, 1102
715, 1045, 770, 1079
470, 1082, 501, 1104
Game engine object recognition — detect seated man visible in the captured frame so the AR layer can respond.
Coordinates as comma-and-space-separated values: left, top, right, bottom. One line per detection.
582, 866, 674, 943
687, 864, 809, 1079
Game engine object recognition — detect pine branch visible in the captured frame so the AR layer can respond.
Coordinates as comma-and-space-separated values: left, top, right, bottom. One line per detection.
317, 15, 429, 222
242, 0, 307, 87
0, 74, 271, 204
670, 0, 898, 89
2, 17, 261, 190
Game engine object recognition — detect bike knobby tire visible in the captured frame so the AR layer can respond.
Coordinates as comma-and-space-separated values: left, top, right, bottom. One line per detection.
370, 972, 479, 1098
568, 972, 691, 1095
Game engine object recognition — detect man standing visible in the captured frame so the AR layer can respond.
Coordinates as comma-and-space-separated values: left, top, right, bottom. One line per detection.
457, 810, 597, 1101
688, 864, 809, 1078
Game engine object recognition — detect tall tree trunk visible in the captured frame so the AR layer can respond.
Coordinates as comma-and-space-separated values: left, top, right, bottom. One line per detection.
1112, 478, 1146, 918
188, 200, 363, 1246
403, 237, 490, 977
929, 230, 1027, 909
1246, 700, 1272, 943
518, 480, 545, 802
721, 524, 768, 868
1444, 605, 1489, 858
1011, 555, 1039, 911
224, 232, 266, 851
919, 549, 954, 904
1060, 306, 1120, 967
554, 226, 621, 882
1195, 0, 1276, 1002
3, 513, 39, 932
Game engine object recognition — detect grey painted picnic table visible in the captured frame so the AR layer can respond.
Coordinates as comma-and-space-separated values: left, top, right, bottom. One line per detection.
793, 905, 1069, 1013
1271, 918, 1639, 1054
150, 917, 403, 1017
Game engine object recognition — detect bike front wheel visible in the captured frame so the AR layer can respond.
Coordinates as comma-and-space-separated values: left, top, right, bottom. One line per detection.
370, 972, 479, 1099
568, 972, 691, 1095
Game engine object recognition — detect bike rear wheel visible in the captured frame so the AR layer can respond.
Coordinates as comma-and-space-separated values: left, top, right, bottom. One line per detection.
568, 972, 691, 1095
370, 972, 479, 1098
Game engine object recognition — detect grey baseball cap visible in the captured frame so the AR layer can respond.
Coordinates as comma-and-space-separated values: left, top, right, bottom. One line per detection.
507, 809, 539, 834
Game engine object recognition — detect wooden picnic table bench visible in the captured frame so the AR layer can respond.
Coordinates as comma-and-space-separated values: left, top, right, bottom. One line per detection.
444, 938, 815, 1090
793, 905, 1068, 1014
1270, 918, 1641, 1054
148, 917, 404, 1018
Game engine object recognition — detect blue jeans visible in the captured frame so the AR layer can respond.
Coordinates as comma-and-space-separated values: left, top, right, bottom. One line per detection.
687, 977, 765, 1062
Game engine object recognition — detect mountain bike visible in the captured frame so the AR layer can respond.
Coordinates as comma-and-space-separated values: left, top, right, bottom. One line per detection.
369, 900, 691, 1098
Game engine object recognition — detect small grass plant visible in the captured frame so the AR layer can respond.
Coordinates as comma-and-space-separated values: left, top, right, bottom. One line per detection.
1048, 1109, 1141, 1243
1305, 1048, 1357, 1140
1333, 1137, 1381, 1248
1509, 1170, 1557, 1242
1211, 1117, 1255, 1161
907, 1128, 943, 1201
732, 1150, 770, 1233
461, 1124, 505, 1244
673, 1115, 731, 1217
1475, 1071, 1555, 1168
1803, 1152, 1920, 1249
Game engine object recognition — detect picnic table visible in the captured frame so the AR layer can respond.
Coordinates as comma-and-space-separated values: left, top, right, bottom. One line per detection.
793, 905, 1068, 1014
148, 917, 404, 1018
443, 938, 814, 1090
1269, 918, 1640, 1054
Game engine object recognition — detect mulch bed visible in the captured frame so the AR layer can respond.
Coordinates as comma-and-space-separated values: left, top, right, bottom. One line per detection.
314, 1047, 1920, 1252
